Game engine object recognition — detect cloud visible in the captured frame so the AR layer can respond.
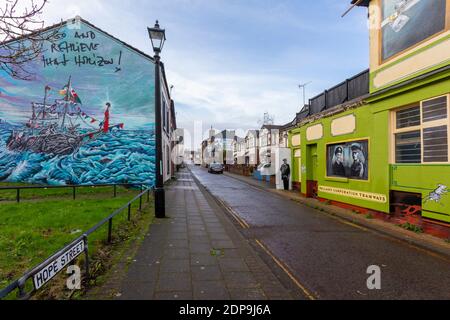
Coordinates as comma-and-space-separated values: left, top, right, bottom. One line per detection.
39, 0, 369, 150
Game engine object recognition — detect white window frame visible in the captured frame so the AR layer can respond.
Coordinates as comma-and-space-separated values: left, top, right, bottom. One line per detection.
391, 94, 450, 164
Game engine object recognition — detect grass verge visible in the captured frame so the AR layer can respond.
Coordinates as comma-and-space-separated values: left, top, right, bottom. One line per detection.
0, 185, 153, 300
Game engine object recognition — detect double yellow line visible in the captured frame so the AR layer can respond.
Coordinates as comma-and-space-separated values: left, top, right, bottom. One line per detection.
255, 239, 317, 300
215, 196, 316, 300
216, 198, 250, 229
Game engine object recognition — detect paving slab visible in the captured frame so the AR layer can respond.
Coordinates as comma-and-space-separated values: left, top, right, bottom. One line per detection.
108, 168, 294, 300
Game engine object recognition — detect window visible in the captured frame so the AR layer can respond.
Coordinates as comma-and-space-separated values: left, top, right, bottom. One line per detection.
396, 106, 420, 129
166, 145, 170, 176
395, 131, 421, 163
423, 126, 448, 162
422, 96, 447, 123
166, 107, 170, 131
162, 99, 167, 132
393, 95, 449, 164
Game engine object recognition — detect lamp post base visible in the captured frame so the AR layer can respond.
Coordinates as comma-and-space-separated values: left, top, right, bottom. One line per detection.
154, 187, 165, 218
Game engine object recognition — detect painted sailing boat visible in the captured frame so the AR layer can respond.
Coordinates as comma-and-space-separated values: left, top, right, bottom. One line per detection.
6, 77, 124, 155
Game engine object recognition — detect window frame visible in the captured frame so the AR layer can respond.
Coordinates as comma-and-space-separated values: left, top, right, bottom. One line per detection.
391, 94, 450, 164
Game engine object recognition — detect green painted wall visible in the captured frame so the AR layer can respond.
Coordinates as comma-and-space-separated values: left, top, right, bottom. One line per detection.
289, 73, 450, 223
371, 75, 450, 223
289, 106, 391, 213
391, 164, 450, 223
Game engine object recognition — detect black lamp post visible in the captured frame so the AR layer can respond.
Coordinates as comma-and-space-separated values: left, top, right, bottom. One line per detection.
148, 20, 166, 218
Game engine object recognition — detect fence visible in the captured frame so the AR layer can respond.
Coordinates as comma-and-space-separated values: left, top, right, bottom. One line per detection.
227, 164, 254, 176
0, 183, 145, 203
309, 69, 369, 115
0, 187, 152, 300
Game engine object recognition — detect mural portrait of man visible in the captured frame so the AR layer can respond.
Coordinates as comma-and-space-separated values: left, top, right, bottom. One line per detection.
327, 140, 369, 180
332, 146, 346, 177
350, 143, 366, 179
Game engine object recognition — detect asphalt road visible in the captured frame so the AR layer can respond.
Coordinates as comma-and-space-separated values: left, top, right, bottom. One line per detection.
190, 165, 450, 300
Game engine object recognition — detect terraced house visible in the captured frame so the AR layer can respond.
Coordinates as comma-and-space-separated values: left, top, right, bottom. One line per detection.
288, 0, 450, 235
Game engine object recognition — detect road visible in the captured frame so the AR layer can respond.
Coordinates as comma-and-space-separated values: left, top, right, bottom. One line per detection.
190, 165, 450, 300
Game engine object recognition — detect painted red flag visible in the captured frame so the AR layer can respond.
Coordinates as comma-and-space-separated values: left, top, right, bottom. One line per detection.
103, 103, 111, 133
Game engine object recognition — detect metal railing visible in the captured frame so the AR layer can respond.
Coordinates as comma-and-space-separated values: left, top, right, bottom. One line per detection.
0, 187, 152, 300
0, 183, 145, 203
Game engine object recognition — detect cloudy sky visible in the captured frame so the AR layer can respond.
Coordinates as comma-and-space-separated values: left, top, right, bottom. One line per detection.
41, 0, 369, 150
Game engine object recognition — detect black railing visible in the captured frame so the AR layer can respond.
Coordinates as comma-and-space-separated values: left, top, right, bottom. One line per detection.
308, 69, 369, 115
0, 187, 152, 300
0, 183, 145, 203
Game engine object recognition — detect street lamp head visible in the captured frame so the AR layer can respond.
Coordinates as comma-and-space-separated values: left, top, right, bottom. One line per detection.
147, 20, 166, 56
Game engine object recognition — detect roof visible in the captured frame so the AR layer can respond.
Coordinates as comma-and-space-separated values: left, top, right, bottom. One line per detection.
214, 130, 235, 139
351, 0, 369, 6
260, 124, 283, 130
245, 130, 259, 138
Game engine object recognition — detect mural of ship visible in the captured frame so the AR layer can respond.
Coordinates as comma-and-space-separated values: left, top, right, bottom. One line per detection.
6, 77, 124, 156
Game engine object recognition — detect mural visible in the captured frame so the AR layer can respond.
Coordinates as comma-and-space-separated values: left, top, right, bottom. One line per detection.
425, 184, 449, 205
326, 140, 369, 180
0, 19, 156, 186
381, 0, 447, 61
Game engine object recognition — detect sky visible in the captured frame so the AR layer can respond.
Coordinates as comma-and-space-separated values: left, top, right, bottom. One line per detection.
40, 0, 370, 150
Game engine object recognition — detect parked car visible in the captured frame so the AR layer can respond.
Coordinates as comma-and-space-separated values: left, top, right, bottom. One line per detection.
208, 163, 224, 174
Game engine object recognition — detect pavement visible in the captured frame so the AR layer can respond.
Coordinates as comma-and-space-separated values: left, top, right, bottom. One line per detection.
100, 168, 296, 300
190, 165, 450, 300
90, 165, 450, 300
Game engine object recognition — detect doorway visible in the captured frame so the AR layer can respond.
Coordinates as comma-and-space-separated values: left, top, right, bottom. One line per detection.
306, 144, 318, 198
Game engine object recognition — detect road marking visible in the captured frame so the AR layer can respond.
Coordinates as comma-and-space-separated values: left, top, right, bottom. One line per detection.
193, 167, 450, 287
255, 239, 316, 300
227, 205, 250, 229
216, 197, 250, 229
337, 218, 369, 231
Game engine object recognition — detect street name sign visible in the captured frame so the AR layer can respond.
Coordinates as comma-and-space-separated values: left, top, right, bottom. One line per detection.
33, 239, 85, 290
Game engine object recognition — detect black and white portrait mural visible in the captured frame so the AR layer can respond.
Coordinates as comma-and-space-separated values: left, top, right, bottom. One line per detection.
327, 140, 369, 180
381, 0, 447, 61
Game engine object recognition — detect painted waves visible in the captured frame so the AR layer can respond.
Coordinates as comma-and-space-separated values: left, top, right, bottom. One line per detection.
0, 128, 155, 186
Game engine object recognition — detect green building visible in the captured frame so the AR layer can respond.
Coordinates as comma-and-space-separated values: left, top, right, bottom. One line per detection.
289, 0, 450, 230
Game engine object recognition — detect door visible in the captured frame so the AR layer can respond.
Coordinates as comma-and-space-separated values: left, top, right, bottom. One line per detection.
293, 149, 302, 191
306, 144, 318, 198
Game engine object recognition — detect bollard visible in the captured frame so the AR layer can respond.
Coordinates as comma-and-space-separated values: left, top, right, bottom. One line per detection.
113, 185, 117, 198
73, 186, 76, 200
128, 203, 131, 221
139, 195, 142, 211
16, 189, 20, 203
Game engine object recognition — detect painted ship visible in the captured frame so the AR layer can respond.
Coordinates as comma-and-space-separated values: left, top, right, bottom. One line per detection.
6, 77, 124, 156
